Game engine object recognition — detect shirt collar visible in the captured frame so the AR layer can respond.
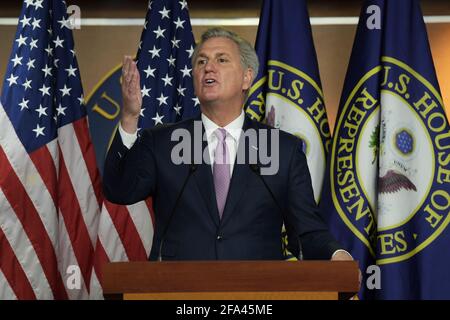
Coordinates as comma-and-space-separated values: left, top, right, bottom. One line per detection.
201, 110, 245, 142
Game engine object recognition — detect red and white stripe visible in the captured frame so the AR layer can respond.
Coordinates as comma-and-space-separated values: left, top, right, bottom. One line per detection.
90, 199, 154, 299
0, 103, 102, 299
0, 269, 16, 300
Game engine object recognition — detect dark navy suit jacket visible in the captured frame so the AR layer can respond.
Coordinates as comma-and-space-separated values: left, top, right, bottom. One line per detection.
103, 114, 342, 260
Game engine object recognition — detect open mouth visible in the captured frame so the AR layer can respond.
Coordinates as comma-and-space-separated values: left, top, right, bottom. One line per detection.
204, 78, 217, 86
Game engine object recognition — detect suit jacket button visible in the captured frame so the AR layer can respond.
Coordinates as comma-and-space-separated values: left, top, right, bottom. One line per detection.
216, 235, 223, 241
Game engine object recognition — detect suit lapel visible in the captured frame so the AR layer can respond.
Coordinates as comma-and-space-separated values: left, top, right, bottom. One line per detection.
191, 118, 221, 227
191, 115, 258, 227
220, 116, 255, 226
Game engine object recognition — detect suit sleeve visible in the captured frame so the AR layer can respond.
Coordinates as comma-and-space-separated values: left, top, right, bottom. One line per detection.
285, 139, 342, 259
103, 128, 157, 205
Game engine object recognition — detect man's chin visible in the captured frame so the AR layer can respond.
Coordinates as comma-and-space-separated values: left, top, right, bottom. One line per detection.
198, 95, 220, 106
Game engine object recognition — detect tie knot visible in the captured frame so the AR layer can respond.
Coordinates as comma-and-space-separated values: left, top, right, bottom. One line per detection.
214, 128, 227, 142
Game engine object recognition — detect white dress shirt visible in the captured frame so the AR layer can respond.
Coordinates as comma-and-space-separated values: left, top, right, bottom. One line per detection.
201, 110, 244, 175
118, 123, 138, 149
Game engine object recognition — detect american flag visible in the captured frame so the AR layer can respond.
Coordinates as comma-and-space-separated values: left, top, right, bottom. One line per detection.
0, 0, 102, 299
89, 0, 198, 298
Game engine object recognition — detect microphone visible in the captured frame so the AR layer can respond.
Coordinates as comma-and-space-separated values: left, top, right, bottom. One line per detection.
158, 163, 197, 261
249, 164, 304, 261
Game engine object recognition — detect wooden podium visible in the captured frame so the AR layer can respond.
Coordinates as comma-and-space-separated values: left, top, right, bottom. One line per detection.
101, 261, 359, 300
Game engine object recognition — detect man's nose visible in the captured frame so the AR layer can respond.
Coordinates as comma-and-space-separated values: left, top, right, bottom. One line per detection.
204, 60, 216, 72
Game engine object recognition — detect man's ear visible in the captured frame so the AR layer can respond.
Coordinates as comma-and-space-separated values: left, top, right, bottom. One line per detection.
242, 68, 253, 90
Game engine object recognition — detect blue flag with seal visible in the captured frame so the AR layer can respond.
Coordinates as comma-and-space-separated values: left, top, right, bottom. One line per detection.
247, 0, 332, 260
246, 0, 331, 205
320, 0, 450, 299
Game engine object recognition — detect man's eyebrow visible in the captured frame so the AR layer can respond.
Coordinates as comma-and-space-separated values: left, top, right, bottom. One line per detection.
197, 52, 231, 58
215, 52, 230, 57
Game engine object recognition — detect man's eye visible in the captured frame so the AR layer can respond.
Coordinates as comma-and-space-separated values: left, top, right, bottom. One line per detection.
197, 59, 207, 65
218, 58, 227, 63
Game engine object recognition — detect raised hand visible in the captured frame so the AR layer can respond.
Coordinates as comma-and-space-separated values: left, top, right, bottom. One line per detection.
121, 55, 142, 133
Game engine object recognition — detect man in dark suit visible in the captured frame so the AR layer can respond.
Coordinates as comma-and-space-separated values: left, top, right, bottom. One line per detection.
104, 27, 352, 262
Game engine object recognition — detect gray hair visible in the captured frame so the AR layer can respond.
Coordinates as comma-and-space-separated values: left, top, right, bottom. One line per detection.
192, 27, 259, 84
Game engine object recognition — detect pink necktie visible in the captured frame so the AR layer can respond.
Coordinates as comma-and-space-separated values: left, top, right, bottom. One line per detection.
213, 128, 230, 219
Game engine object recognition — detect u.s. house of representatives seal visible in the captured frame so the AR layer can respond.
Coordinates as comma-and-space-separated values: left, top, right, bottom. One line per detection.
246, 60, 331, 203
332, 56, 450, 264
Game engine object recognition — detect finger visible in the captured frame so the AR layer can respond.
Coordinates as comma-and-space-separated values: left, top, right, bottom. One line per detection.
121, 62, 129, 85
122, 61, 135, 95
129, 60, 138, 75
127, 60, 139, 85
130, 68, 141, 93
122, 56, 132, 81
128, 70, 136, 91
128, 62, 138, 84
122, 56, 129, 76
127, 64, 136, 87
131, 62, 140, 84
